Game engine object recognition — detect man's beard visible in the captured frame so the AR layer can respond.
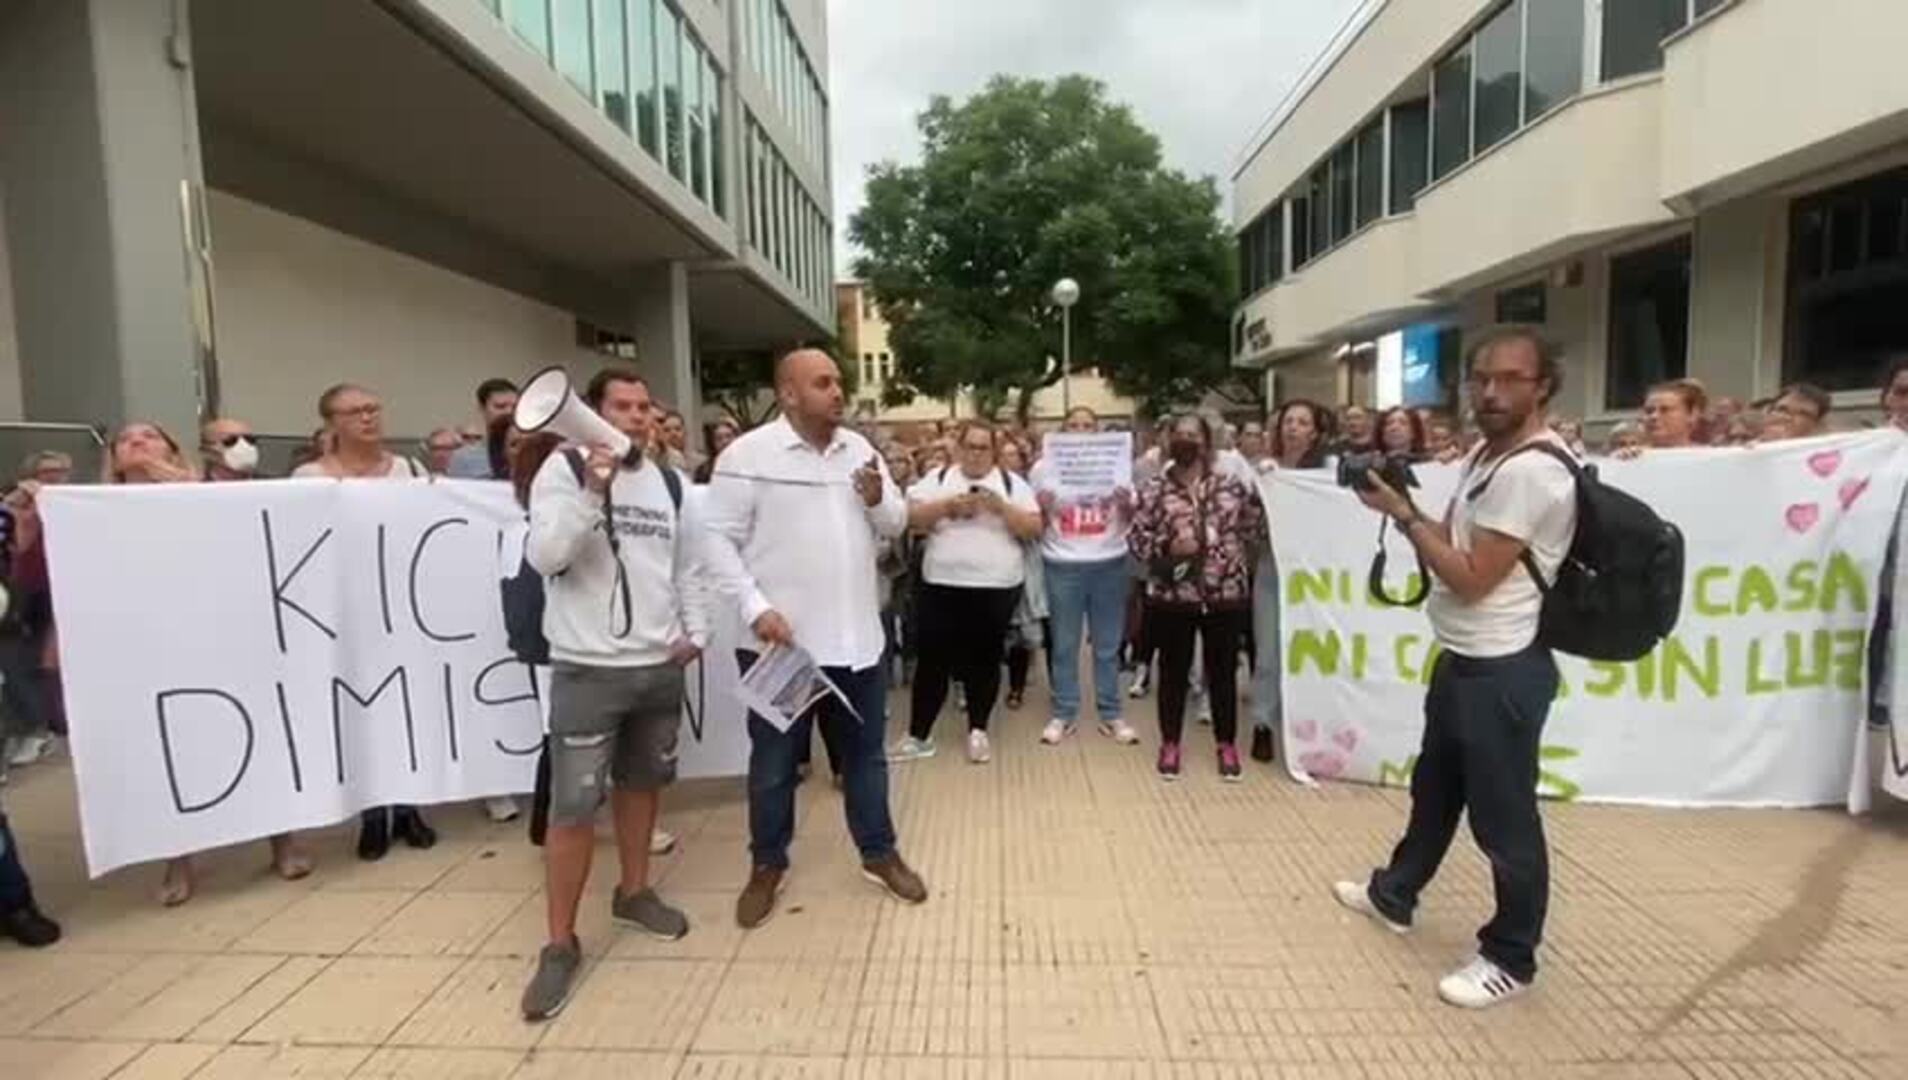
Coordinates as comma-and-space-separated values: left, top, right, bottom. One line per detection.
1474, 408, 1521, 436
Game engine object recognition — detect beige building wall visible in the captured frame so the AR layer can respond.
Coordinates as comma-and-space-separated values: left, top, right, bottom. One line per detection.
209, 191, 600, 438
1233, 0, 1908, 426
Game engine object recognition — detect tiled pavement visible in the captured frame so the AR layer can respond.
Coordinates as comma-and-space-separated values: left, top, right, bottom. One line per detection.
2, 683, 1904, 1079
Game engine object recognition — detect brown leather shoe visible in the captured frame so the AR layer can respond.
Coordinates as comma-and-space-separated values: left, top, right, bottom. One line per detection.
736, 866, 784, 929
861, 853, 928, 904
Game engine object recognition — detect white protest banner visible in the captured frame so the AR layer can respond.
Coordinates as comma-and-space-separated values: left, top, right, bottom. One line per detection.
1265, 431, 1908, 809
1042, 432, 1134, 501
42, 479, 749, 877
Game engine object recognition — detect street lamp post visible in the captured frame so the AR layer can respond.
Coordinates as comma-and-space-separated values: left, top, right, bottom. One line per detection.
1051, 278, 1080, 414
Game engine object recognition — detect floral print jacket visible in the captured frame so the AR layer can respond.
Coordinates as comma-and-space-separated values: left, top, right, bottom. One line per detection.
1129, 466, 1266, 611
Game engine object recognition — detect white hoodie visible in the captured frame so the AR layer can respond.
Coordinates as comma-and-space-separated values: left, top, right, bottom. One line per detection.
525, 451, 709, 667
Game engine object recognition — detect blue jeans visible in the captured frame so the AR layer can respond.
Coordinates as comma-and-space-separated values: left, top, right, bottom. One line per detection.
1369, 645, 1559, 984
741, 655, 897, 871
1043, 556, 1130, 725
0, 812, 33, 912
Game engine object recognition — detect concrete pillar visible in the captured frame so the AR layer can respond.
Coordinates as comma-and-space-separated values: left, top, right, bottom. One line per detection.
0, 0, 209, 440
631, 261, 702, 447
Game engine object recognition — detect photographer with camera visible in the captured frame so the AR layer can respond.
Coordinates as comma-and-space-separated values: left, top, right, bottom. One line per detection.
891, 421, 1042, 765
1130, 414, 1266, 782
1332, 326, 1577, 1011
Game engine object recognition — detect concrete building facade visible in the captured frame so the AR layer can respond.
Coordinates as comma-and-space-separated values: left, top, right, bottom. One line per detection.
0, 0, 834, 450
1231, 0, 1908, 430
835, 281, 1138, 428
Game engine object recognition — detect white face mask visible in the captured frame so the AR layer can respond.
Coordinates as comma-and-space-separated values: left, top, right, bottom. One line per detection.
221, 438, 260, 474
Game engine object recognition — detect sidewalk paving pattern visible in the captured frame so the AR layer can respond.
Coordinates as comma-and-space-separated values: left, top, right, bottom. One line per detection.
2, 682, 1904, 1079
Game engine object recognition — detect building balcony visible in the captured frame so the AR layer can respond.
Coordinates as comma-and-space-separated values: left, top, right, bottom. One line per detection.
1660, 0, 1908, 211
1409, 76, 1675, 301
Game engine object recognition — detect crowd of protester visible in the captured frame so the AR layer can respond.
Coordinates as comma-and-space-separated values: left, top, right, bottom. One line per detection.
3, 344, 1906, 1017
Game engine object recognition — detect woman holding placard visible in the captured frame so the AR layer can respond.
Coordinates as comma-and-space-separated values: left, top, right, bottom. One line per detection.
103, 422, 317, 907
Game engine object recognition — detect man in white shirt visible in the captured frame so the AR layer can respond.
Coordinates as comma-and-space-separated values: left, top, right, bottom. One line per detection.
519, 367, 707, 1021
703, 349, 929, 930
1333, 326, 1577, 1011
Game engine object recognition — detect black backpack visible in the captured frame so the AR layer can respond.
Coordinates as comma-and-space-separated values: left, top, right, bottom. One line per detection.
501, 451, 683, 665
1467, 441, 1684, 662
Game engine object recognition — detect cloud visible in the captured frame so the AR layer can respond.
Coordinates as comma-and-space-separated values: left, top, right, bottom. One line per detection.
824, 0, 1362, 269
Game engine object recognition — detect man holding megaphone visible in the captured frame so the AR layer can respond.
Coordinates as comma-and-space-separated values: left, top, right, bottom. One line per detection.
515, 365, 707, 1022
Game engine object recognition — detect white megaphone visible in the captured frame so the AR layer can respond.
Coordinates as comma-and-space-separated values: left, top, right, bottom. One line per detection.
513, 366, 632, 459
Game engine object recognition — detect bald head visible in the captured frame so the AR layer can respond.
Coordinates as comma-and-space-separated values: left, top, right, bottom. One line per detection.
775, 348, 834, 389
775, 348, 846, 439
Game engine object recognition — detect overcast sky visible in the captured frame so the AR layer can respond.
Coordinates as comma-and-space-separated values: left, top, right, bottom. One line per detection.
824, 0, 1363, 272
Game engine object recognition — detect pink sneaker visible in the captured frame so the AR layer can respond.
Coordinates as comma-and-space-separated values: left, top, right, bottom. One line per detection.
1156, 742, 1182, 781
1217, 743, 1243, 783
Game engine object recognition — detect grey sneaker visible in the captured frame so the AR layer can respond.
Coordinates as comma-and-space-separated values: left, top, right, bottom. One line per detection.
612, 887, 690, 941
521, 939, 582, 1022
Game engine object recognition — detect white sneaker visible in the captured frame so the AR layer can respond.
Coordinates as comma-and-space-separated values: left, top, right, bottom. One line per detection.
889, 736, 936, 762
1192, 685, 1213, 726
484, 796, 521, 823
1040, 719, 1074, 745
1331, 880, 1411, 935
1126, 669, 1150, 699
6, 734, 51, 767
650, 828, 678, 856
967, 729, 992, 764
1099, 719, 1141, 745
1437, 956, 1530, 1010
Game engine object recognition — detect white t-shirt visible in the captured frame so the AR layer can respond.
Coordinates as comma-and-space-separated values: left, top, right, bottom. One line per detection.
1028, 456, 1132, 564
908, 465, 1037, 589
291, 456, 426, 479
1425, 434, 1578, 659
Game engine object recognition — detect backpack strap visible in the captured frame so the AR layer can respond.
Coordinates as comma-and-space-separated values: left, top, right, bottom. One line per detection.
1463, 439, 1582, 596
660, 461, 684, 512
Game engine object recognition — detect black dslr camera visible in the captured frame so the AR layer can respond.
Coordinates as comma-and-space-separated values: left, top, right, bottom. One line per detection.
1336, 451, 1419, 494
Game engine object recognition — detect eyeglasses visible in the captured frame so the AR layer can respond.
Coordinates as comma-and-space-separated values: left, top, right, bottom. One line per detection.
1769, 402, 1822, 421
1466, 372, 1542, 392
328, 403, 382, 419
216, 434, 256, 448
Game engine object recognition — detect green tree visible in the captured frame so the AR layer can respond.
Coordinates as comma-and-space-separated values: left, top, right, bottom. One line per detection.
850, 75, 1253, 423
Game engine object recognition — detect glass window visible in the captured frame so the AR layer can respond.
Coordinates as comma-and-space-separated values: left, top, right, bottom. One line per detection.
1290, 195, 1312, 269
661, 6, 684, 180
1473, 0, 1523, 153
1525, 0, 1584, 120
1432, 43, 1473, 180
1496, 281, 1548, 323
1354, 119, 1384, 229
1786, 165, 1908, 391
1262, 205, 1283, 285
594, 0, 628, 131
506, 0, 550, 59
1330, 143, 1355, 242
551, 0, 593, 97
1309, 166, 1330, 252
1388, 99, 1430, 213
1603, 0, 1687, 81
710, 66, 727, 217
631, 0, 658, 155
1606, 236, 1692, 408
1238, 229, 1256, 297
688, 43, 709, 202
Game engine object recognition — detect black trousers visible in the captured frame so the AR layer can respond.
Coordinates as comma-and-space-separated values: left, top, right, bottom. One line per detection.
1006, 617, 1052, 695
1369, 645, 1559, 984
909, 582, 1021, 739
1152, 605, 1248, 745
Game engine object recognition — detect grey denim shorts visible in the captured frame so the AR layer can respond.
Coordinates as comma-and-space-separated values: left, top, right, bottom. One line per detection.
546, 662, 685, 825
